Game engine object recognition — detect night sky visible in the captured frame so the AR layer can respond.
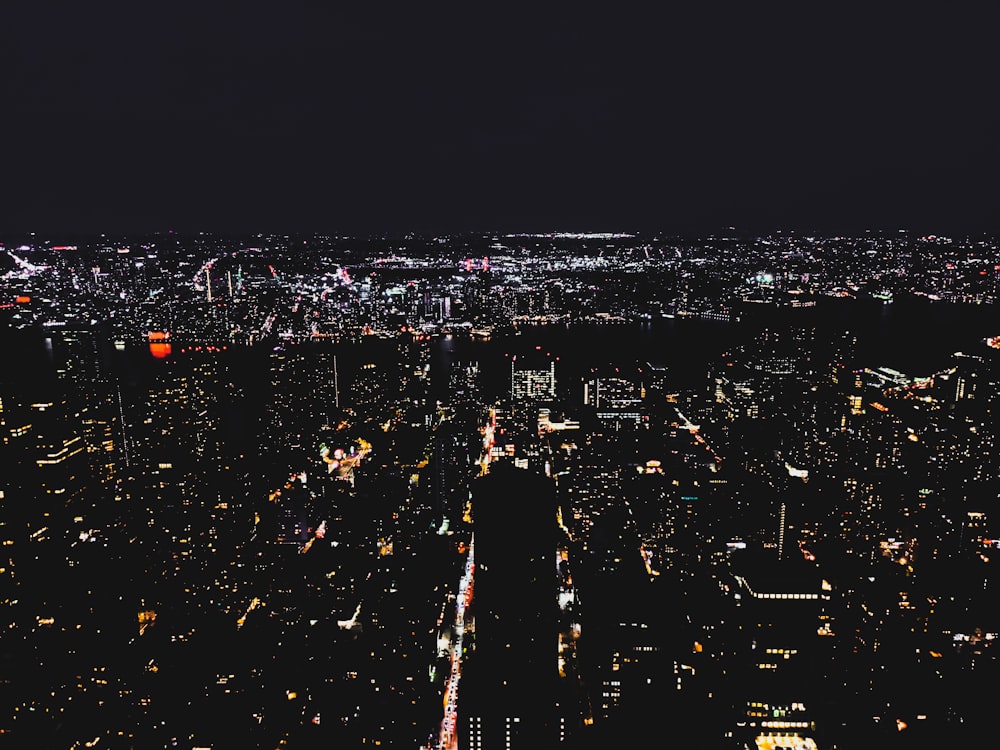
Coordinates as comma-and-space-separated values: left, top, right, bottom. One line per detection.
3, 4, 999, 236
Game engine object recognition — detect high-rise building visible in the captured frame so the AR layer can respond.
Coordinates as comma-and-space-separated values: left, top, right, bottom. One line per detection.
731, 554, 831, 750
463, 462, 560, 748
583, 374, 643, 426
640, 361, 669, 394
511, 356, 556, 404
45, 322, 121, 488
950, 352, 984, 402
962, 511, 989, 556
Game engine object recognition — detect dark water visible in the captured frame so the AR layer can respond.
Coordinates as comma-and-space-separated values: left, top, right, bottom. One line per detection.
817, 296, 996, 374
4, 296, 995, 401
434, 297, 998, 401
433, 318, 739, 401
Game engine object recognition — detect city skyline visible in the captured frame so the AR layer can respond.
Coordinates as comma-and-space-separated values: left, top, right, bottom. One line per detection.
4, 5, 1000, 748
2, 231, 998, 747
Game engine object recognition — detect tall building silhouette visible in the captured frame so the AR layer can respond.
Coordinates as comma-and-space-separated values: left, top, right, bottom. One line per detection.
463, 462, 560, 748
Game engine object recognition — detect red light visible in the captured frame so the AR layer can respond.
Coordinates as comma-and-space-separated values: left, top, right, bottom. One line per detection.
149, 342, 172, 359
15, 295, 31, 304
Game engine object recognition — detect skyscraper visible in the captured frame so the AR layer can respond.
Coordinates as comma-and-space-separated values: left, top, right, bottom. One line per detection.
463, 462, 560, 748
511, 356, 556, 404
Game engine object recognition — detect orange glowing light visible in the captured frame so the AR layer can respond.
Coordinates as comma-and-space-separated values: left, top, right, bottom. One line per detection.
148, 332, 172, 359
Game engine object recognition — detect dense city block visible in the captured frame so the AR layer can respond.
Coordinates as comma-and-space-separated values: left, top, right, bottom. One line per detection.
2, 231, 999, 748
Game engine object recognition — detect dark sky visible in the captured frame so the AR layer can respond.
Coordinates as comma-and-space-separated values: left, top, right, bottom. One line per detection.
3, 4, 999, 236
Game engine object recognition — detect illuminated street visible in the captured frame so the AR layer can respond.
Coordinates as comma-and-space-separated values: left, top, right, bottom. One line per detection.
429, 535, 475, 750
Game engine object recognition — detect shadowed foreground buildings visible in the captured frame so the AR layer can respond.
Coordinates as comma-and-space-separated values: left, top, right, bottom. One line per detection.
463, 462, 561, 749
